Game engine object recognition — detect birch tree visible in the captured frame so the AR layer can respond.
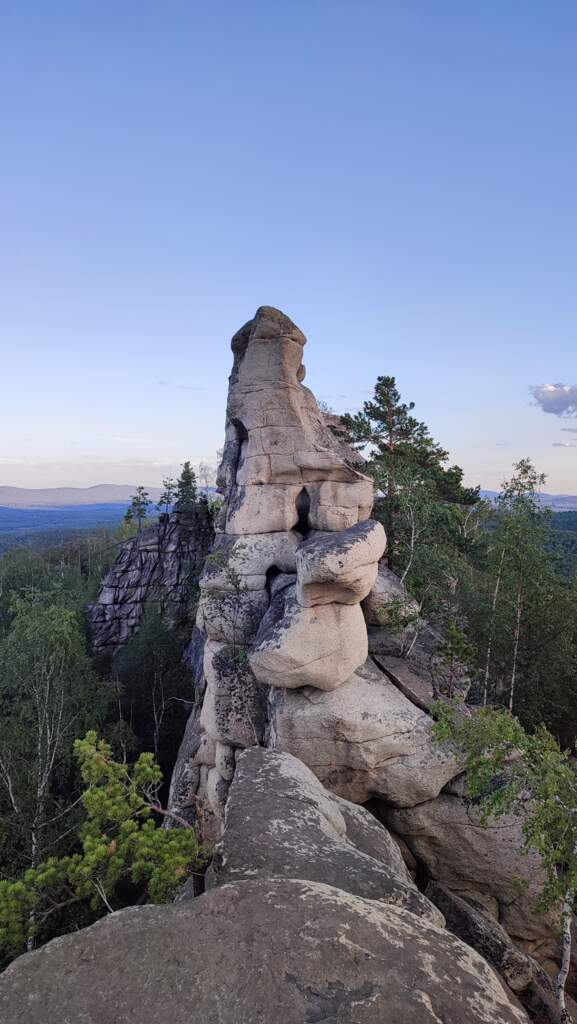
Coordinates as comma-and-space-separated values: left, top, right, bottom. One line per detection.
433, 703, 577, 1023
0, 595, 107, 887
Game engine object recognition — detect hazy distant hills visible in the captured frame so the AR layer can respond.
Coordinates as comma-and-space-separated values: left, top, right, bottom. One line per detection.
0, 485, 163, 507
480, 491, 577, 511
1, 484, 575, 510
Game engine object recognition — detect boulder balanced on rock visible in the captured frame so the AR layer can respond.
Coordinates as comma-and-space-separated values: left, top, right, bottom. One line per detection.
171, 306, 385, 830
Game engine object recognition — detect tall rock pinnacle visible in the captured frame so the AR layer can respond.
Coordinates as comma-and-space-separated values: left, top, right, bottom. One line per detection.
169, 306, 458, 837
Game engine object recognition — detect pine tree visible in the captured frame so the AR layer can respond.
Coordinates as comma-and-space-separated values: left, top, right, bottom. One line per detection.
124, 487, 151, 533
341, 375, 479, 570
175, 462, 198, 512
157, 477, 177, 516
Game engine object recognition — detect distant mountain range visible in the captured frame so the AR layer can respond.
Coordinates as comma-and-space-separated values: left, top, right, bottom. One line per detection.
1, 484, 575, 511
480, 491, 577, 511
0, 485, 164, 507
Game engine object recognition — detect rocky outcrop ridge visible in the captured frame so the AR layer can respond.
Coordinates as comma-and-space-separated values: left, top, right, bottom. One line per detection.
88, 505, 213, 653
3, 306, 570, 1021
0, 750, 529, 1024
169, 306, 466, 833
165, 307, 571, 1005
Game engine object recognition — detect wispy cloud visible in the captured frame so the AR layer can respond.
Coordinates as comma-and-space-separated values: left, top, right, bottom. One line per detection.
155, 380, 206, 392
531, 383, 577, 417
552, 441, 577, 448
561, 427, 577, 434
495, 442, 509, 447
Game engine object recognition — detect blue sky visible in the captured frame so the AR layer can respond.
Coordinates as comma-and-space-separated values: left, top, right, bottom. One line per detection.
1, 1, 576, 491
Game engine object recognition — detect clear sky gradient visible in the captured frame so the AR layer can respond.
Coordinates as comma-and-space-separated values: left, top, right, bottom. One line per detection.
1, 2, 576, 492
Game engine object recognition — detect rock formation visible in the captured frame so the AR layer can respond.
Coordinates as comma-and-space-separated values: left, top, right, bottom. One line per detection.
0, 750, 530, 1024
165, 307, 572, 1010
88, 505, 213, 653
3, 306, 573, 1022
168, 306, 466, 834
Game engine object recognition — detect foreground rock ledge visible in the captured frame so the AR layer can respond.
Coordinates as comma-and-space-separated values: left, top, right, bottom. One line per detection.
0, 878, 528, 1024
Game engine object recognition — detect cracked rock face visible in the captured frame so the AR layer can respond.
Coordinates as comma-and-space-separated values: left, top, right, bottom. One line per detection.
267, 657, 463, 805
170, 306, 386, 830
166, 307, 566, 990
202, 747, 442, 925
382, 792, 558, 960
0, 867, 529, 1024
88, 507, 213, 653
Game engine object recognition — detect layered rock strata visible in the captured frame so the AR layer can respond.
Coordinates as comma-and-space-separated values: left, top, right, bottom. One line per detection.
89, 505, 213, 653
169, 306, 389, 831
166, 310, 570, 993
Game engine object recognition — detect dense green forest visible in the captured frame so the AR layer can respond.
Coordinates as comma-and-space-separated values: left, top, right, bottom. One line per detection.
0, 472, 209, 963
341, 376, 577, 740
0, 406, 576, 966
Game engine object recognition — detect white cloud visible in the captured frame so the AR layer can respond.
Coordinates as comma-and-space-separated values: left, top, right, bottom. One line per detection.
552, 441, 577, 448
531, 383, 577, 417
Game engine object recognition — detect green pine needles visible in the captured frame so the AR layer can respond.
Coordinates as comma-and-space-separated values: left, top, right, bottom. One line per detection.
0, 732, 204, 961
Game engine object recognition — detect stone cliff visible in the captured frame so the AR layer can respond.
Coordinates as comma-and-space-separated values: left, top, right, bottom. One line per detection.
2, 307, 573, 1023
88, 504, 213, 654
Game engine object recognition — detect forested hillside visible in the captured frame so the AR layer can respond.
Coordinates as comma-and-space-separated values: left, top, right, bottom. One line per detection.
551, 511, 577, 576
1, 381, 576, 1014
0, 470, 212, 963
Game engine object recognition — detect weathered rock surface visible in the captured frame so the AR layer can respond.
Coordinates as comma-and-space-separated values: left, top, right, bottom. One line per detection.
362, 561, 420, 627
204, 747, 441, 923
88, 506, 213, 652
250, 585, 368, 690
200, 640, 268, 748
426, 883, 577, 1024
269, 656, 462, 805
0, 878, 529, 1024
170, 306, 385, 829
295, 519, 386, 606
383, 793, 557, 961
162, 306, 565, 1002
374, 653, 437, 710
427, 881, 535, 991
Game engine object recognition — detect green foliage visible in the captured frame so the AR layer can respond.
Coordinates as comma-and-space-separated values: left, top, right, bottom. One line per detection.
462, 460, 577, 731
0, 733, 203, 960
113, 603, 194, 775
550, 512, 577, 577
157, 475, 178, 515
176, 461, 198, 512
432, 703, 577, 913
430, 620, 474, 699
123, 486, 151, 533
0, 591, 109, 875
203, 545, 255, 653
340, 374, 481, 597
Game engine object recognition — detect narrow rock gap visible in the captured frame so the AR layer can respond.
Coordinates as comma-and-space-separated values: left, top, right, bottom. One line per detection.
231, 418, 249, 480
294, 487, 312, 537
265, 566, 281, 602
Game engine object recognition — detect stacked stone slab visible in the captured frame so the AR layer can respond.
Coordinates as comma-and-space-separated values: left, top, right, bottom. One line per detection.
171, 306, 385, 831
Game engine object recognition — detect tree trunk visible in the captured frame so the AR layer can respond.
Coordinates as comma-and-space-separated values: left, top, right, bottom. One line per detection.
508, 587, 523, 713
482, 548, 504, 705
557, 891, 574, 1023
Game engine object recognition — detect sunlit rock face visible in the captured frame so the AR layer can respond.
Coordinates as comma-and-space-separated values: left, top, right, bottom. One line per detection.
166, 308, 565, 990
169, 306, 386, 836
